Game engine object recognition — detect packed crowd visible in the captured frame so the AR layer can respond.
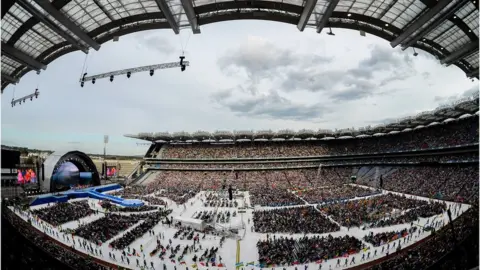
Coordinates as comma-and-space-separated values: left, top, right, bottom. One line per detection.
362, 165, 479, 204
253, 206, 340, 234
110, 210, 170, 250
204, 194, 238, 207
372, 207, 478, 270
363, 227, 417, 246
3, 206, 108, 270
159, 117, 478, 159
257, 234, 363, 266
297, 185, 380, 204
157, 152, 478, 169
31, 201, 94, 226
73, 213, 145, 244
319, 193, 446, 228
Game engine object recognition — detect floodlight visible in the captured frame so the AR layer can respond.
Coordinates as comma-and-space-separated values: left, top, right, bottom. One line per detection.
127, 72, 131, 78
92, 78, 96, 84
150, 70, 154, 76
110, 75, 114, 82
81, 82, 84, 87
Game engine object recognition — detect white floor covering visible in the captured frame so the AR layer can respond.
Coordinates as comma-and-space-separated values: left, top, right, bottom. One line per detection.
10, 186, 470, 270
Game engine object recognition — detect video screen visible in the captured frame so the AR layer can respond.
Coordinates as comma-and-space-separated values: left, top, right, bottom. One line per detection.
106, 166, 117, 177
17, 169, 37, 184
52, 162, 93, 188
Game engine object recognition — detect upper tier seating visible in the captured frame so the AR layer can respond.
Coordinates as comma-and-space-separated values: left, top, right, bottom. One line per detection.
159, 116, 478, 159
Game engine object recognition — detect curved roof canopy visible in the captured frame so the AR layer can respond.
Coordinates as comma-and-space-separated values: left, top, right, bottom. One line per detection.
125, 94, 479, 142
1, 0, 479, 91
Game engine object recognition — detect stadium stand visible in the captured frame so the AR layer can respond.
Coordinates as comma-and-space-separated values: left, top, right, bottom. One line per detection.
2, 105, 478, 270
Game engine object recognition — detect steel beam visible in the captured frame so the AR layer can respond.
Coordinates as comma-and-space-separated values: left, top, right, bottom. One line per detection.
1, 73, 19, 84
180, 0, 200, 34
441, 42, 478, 65
297, 0, 317, 31
316, 0, 340, 33
402, 0, 470, 49
1, 42, 46, 70
92, 0, 115, 21
390, 0, 451, 48
154, 0, 180, 34
16, 0, 88, 53
466, 67, 479, 78
33, 0, 101, 50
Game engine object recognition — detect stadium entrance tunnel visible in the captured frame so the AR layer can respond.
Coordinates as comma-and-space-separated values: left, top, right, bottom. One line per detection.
42, 151, 100, 192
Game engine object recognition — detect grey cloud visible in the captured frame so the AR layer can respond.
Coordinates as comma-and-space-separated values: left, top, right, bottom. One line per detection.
434, 83, 479, 104
211, 88, 330, 121
217, 37, 332, 82
279, 44, 417, 102
422, 72, 431, 80
350, 45, 415, 80
142, 35, 174, 54
330, 78, 376, 101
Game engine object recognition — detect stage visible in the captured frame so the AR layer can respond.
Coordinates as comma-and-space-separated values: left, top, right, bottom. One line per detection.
30, 184, 144, 207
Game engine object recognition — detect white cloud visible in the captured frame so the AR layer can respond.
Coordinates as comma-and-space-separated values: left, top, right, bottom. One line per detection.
1, 21, 477, 154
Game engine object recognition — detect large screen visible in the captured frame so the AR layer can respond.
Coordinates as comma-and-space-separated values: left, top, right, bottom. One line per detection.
106, 166, 117, 177
52, 162, 93, 188
17, 169, 37, 184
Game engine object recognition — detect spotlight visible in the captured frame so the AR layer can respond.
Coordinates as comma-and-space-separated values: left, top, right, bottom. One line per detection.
181, 65, 186, 72
127, 72, 131, 78
179, 56, 185, 65
81, 81, 84, 87
92, 78, 96, 84
110, 75, 114, 82
412, 48, 418, 57
30, 97, 33, 101
150, 69, 154, 76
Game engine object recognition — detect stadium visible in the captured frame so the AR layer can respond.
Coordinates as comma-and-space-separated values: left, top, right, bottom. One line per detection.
1, 0, 479, 269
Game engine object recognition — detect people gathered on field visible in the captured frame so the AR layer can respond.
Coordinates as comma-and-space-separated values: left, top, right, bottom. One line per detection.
31, 201, 94, 226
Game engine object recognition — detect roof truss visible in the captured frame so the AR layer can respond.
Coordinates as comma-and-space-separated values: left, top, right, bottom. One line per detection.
32, 0, 100, 50
154, 0, 180, 34
316, 0, 340, 33
16, 0, 88, 53
1, 41, 46, 71
401, 0, 471, 49
390, 0, 452, 48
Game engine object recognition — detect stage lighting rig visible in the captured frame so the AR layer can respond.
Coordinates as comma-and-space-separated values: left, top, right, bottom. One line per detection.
11, 89, 40, 107
79, 61, 190, 85
180, 56, 187, 72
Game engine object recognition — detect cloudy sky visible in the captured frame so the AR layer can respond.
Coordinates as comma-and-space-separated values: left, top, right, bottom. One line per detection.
1, 21, 478, 155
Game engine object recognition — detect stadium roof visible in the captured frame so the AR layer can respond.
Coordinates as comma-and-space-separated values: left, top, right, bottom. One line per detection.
125, 93, 479, 142
1, 0, 479, 91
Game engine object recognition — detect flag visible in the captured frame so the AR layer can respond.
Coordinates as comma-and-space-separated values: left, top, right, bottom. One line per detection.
180, 262, 186, 265
316, 260, 323, 264
246, 262, 255, 266
191, 264, 197, 269
235, 262, 244, 267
